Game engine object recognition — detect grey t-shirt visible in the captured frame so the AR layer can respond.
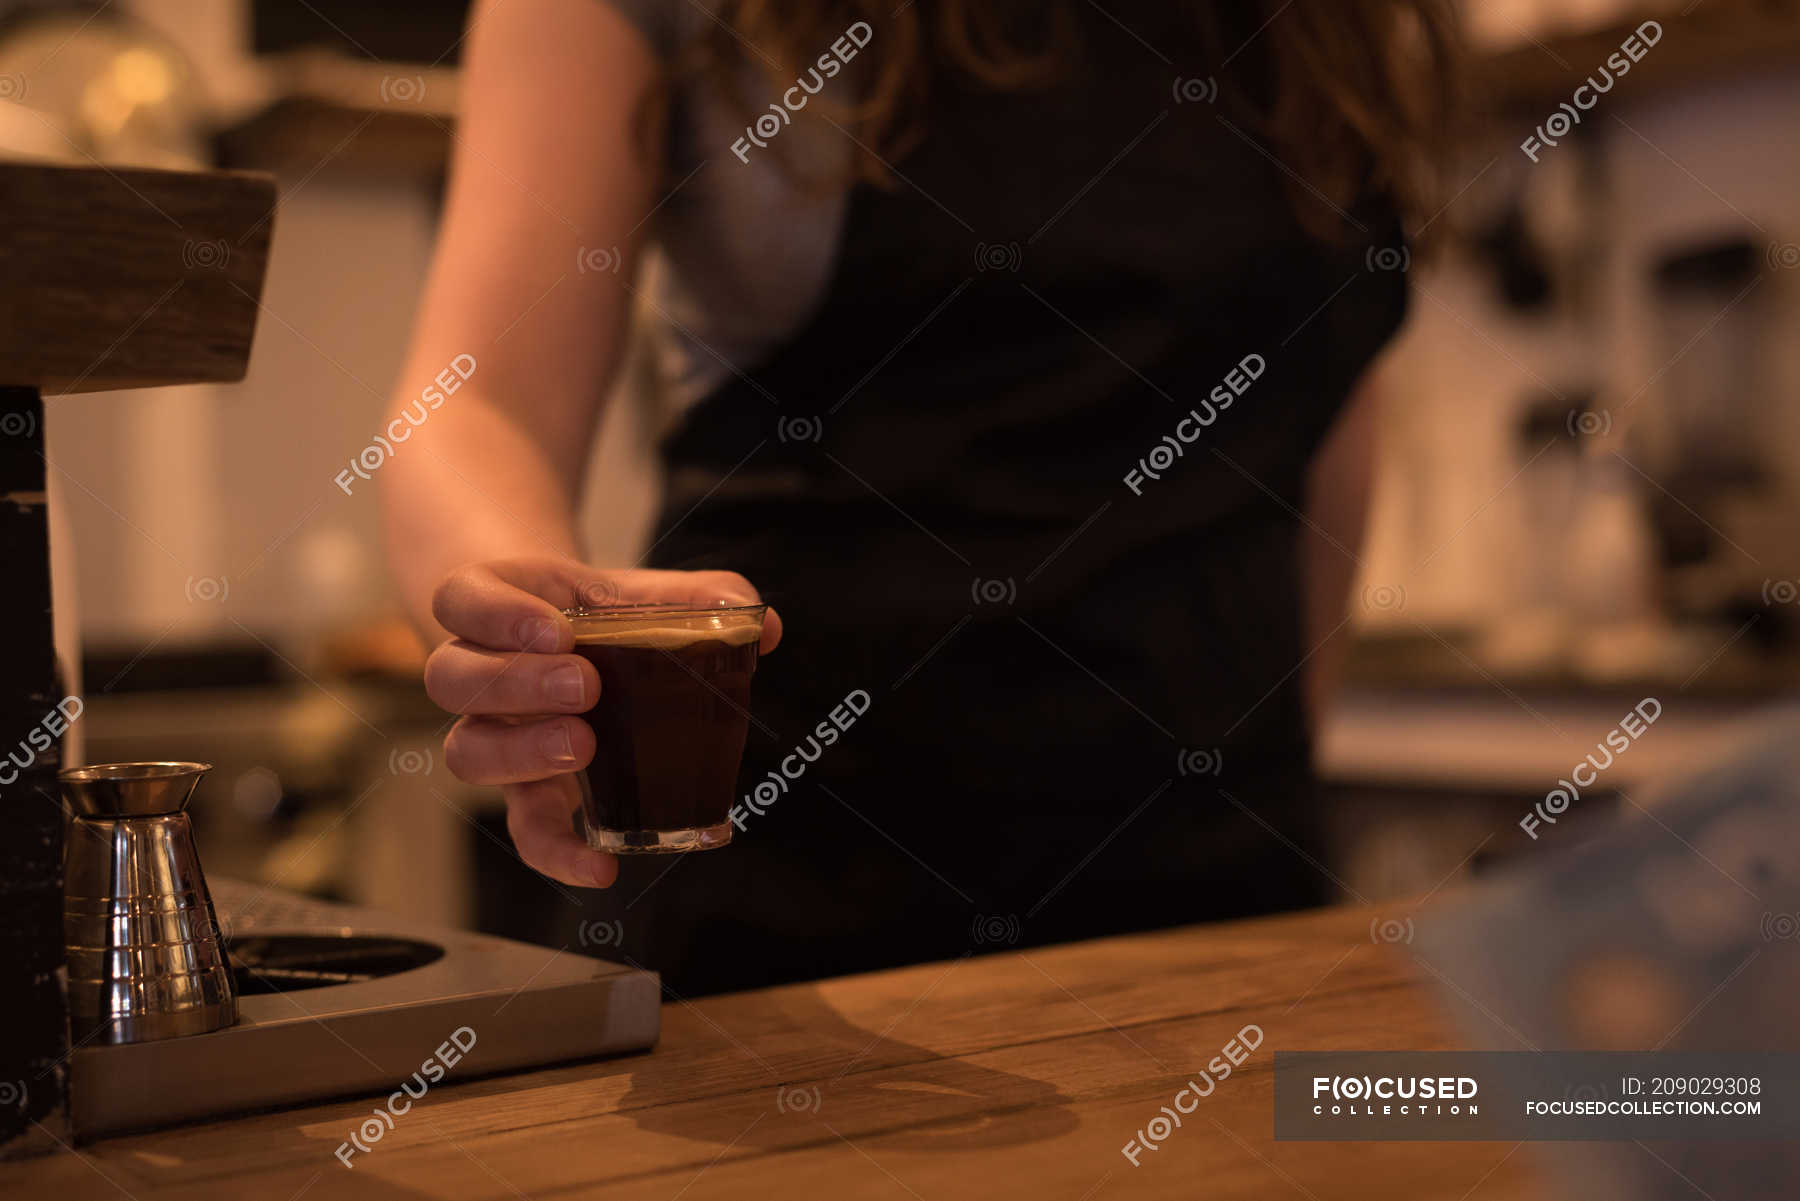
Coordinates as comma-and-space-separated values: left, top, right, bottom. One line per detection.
600, 0, 854, 417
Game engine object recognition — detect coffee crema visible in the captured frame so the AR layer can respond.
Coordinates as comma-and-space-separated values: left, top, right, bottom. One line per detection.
565, 605, 765, 852
573, 623, 760, 650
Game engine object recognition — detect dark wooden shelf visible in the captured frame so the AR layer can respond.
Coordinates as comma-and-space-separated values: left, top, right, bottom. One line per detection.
217, 96, 452, 178
216, 51, 456, 178
219, 5, 1800, 177
0, 160, 275, 394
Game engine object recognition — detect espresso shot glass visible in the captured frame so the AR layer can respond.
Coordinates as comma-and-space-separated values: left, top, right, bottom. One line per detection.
563, 602, 766, 853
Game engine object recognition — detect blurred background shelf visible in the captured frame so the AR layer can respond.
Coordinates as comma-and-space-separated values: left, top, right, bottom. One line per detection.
1344, 625, 1800, 697
206, 3, 1800, 169
214, 51, 456, 177
1475, 0, 1800, 112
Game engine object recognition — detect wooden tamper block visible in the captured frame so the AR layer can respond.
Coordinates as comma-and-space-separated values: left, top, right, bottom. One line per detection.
0, 160, 274, 1156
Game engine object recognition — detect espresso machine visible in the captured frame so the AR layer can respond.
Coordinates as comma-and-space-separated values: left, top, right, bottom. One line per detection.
0, 159, 657, 1155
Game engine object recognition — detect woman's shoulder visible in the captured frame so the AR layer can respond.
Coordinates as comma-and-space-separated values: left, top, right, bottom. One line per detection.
594, 0, 714, 60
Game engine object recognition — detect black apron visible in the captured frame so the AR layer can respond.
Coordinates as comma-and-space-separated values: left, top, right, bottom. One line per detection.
596, 7, 1408, 995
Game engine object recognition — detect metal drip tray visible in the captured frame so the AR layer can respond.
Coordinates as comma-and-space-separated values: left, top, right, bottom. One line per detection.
231, 934, 446, 994
70, 879, 660, 1140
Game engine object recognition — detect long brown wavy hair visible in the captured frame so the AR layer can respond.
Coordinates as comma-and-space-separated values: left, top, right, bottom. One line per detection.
685, 0, 1461, 235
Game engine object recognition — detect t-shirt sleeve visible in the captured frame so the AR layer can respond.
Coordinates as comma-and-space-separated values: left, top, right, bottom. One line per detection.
595, 0, 706, 59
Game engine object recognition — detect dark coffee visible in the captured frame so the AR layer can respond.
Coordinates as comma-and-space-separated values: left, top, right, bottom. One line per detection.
568, 610, 762, 852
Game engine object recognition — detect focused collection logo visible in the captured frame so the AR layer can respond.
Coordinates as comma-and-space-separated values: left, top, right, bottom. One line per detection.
1310, 1074, 1480, 1118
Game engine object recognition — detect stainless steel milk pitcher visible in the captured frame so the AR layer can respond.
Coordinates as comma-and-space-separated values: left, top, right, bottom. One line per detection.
60, 762, 236, 1045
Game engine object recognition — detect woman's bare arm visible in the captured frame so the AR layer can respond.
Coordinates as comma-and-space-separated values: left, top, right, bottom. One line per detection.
1301, 363, 1385, 728
381, 0, 664, 642
377, 2, 786, 888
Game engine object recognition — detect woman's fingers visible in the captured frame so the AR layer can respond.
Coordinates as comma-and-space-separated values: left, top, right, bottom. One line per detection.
432, 560, 582, 653
423, 641, 599, 715
753, 602, 783, 655
504, 775, 616, 888
430, 558, 783, 655
423, 556, 782, 891
611, 567, 784, 653
444, 715, 594, 785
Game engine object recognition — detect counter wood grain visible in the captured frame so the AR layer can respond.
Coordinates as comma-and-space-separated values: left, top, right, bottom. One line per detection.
10, 903, 1537, 1200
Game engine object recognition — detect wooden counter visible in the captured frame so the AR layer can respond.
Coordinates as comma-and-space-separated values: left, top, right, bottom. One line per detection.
12, 904, 1537, 1200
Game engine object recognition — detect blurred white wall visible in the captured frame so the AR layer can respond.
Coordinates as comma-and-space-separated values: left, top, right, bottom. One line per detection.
1359, 65, 1800, 636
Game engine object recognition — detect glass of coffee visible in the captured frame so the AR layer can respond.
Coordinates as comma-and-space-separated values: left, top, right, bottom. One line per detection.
563, 602, 766, 853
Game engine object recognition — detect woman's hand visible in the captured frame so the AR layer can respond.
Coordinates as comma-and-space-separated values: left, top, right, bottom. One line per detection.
424, 556, 782, 888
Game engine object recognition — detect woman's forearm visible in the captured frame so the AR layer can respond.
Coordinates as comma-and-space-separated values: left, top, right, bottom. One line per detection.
382, 391, 586, 641
377, 0, 666, 642
1301, 364, 1383, 729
